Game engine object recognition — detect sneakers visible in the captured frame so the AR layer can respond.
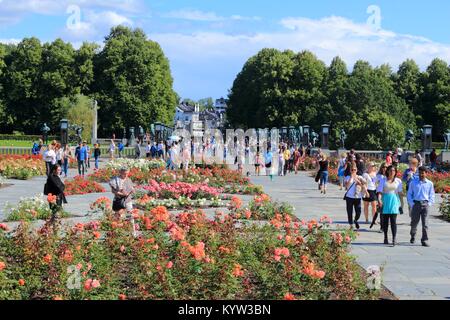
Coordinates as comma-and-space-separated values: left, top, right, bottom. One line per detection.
384, 238, 389, 245
421, 241, 430, 247
410, 236, 415, 244
354, 221, 360, 230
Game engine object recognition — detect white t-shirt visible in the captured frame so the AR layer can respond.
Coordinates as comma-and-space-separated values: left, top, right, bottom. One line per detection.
345, 175, 363, 199
363, 173, 377, 191
46, 150, 57, 165
377, 178, 403, 195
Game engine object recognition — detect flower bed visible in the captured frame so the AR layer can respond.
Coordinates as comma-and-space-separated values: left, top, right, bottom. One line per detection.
0, 155, 45, 180
0, 203, 377, 300
105, 158, 166, 171
4, 195, 69, 222
439, 194, 450, 221
139, 180, 222, 200
64, 176, 106, 196
243, 194, 295, 220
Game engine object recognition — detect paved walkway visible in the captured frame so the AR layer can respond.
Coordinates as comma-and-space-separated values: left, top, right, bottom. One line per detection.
248, 170, 450, 300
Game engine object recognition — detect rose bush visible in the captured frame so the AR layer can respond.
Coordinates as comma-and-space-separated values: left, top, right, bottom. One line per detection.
0, 202, 378, 300
439, 194, 450, 221
64, 176, 106, 196
4, 195, 69, 222
0, 155, 45, 180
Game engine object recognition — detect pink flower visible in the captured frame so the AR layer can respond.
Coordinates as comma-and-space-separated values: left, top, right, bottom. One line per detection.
166, 261, 173, 269
91, 279, 101, 288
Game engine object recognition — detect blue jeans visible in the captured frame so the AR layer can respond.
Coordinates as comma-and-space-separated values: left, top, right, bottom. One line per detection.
95, 156, 99, 169
63, 158, 69, 176
77, 160, 85, 176
319, 171, 328, 186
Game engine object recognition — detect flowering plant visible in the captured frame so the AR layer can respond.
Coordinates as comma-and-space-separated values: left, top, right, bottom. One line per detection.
105, 158, 166, 171
65, 176, 106, 196
0, 203, 375, 300
0, 155, 45, 180
140, 180, 222, 200
4, 195, 68, 221
440, 194, 450, 221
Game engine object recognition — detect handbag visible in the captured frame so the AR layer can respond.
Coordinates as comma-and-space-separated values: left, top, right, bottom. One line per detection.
113, 197, 127, 211
112, 177, 127, 211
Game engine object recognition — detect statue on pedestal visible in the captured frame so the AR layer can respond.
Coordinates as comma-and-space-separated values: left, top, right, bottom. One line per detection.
311, 131, 319, 148
404, 129, 415, 150
128, 127, 136, 147
41, 123, 50, 145
340, 129, 347, 149
444, 130, 450, 151
138, 126, 145, 145
75, 126, 83, 144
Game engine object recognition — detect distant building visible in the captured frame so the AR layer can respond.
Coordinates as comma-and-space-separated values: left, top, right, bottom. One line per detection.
174, 99, 227, 136
214, 97, 228, 113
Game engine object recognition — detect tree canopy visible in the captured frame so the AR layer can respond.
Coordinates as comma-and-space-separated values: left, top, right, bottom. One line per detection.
0, 26, 177, 137
228, 49, 449, 149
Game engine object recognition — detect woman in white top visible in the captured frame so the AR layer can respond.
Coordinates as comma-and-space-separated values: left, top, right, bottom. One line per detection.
45, 144, 57, 176
363, 162, 378, 224
376, 165, 404, 246
109, 140, 116, 159
344, 164, 364, 230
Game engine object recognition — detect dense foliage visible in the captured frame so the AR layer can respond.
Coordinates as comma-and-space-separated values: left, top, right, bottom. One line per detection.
0, 26, 177, 137
0, 205, 377, 300
228, 49, 450, 149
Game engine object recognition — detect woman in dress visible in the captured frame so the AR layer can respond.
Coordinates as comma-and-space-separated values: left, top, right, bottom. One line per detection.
377, 165, 404, 246
363, 162, 378, 224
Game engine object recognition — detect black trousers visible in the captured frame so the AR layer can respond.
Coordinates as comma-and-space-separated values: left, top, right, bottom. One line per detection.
381, 214, 397, 240
346, 198, 361, 225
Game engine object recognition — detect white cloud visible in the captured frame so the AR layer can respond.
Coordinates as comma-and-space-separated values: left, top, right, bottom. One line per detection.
61, 10, 133, 41
162, 9, 261, 22
149, 15, 450, 98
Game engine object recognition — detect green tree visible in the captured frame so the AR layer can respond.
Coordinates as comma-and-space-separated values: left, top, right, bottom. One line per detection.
94, 26, 177, 136
419, 58, 450, 137
395, 59, 422, 115
56, 94, 94, 142
75, 42, 99, 95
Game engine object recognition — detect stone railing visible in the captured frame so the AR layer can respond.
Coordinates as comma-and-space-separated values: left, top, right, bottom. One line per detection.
0, 146, 137, 158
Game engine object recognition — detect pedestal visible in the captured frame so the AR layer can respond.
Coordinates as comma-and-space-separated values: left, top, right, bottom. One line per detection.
441, 151, 450, 164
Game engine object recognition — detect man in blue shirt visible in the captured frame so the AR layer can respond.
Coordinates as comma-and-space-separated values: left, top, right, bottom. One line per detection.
402, 158, 419, 216
407, 166, 435, 247
75, 142, 87, 176
264, 148, 274, 181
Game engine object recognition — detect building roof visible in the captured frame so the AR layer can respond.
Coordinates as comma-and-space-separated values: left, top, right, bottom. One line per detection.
177, 103, 195, 113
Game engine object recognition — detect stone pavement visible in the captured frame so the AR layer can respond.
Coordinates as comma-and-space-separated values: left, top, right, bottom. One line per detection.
248, 170, 450, 300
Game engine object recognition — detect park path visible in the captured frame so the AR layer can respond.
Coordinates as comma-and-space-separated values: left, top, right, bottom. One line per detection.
248, 169, 450, 300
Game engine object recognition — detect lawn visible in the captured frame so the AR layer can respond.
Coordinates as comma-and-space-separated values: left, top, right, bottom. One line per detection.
0, 140, 36, 148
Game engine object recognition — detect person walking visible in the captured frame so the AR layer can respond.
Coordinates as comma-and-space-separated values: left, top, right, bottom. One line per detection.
318, 153, 329, 194
414, 150, 423, 167
355, 153, 365, 176
264, 147, 274, 181
338, 152, 347, 190
45, 164, 67, 222
86, 143, 91, 169
293, 147, 301, 174
363, 162, 378, 224
385, 151, 393, 167
62, 145, 72, 178
93, 143, 101, 170
109, 140, 116, 159
118, 141, 124, 158
151, 142, 157, 158
407, 166, 435, 247
55, 143, 63, 169
283, 146, 291, 176
44, 144, 57, 176
278, 146, 285, 176
344, 165, 364, 230
254, 151, 262, 176
370, 163, 387, 231
377, 165, 404, 246
75, 142, 87, 176
402, 158, 419, 216
110, 167, 136, 237
429, 149, 438, 170
145, 142, 151, 158
135, 140, 141, 159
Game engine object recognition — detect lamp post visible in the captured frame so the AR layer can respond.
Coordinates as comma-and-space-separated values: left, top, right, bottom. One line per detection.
91, 99, 98, 144
60, 119, 69, 147
302, 125, 310, 146
321, 124, 330, 149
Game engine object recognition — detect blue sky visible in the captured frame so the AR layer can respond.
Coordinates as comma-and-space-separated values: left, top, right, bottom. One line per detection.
1, 0, 450, 100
